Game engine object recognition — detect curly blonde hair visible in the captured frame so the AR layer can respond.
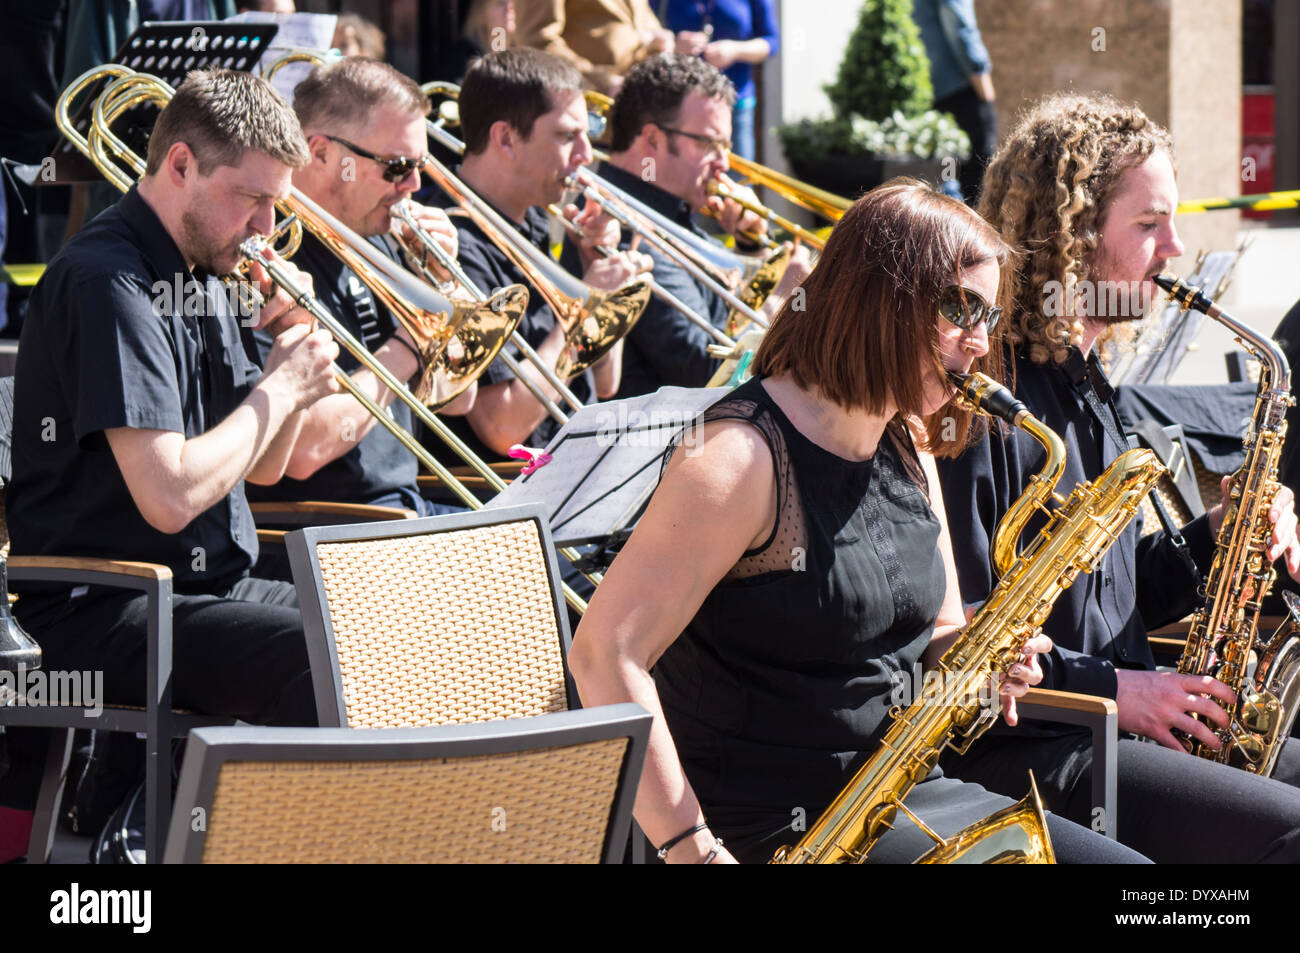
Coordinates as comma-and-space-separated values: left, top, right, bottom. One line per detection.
978, 93, 1173, 365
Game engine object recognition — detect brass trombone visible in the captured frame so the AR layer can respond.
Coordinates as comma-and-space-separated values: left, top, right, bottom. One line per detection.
59, 65, 599, 611
85, 68, 521, 409
706, 177, 827, 251
544, 204, 736, 349
585, 88, 851, 224
392, 198, 585, 426
417, 149, 652, 380
425, 89, 787, 335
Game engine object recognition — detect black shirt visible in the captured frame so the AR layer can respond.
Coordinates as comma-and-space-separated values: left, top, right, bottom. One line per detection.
937, 348, 1215, 715
243, 230, 418, 506
430, 190, 594, 462
9, 186, 261, 598
655, 378, 944, 861
593, 161, 732, 399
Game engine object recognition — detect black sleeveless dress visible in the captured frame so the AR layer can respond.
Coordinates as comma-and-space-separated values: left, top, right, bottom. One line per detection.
652, 377, 1147, 864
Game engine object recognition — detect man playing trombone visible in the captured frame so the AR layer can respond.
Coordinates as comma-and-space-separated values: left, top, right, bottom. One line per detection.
437, 48, 653, 462
1, 71, 337, 857
244, 57, 470, 518
599, 53, 810, 399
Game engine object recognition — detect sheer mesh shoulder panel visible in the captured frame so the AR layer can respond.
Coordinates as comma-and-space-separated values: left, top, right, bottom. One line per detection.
886, 417, 931, 505
660, 395, 808, 581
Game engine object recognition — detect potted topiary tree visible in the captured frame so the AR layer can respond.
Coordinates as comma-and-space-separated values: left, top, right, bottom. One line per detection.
777, 0, 969, 199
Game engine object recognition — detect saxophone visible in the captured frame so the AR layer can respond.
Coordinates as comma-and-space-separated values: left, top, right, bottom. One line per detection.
772, 372, 1167, 864
1156, 273, 1300, 776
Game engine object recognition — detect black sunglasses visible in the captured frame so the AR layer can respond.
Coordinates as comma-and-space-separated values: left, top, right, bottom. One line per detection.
939, 285, 1002, 333
325, 135, 422, 183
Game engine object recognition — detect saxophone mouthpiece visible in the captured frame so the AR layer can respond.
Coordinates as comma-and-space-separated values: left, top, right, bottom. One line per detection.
1153, 272, 1211, 313
949, 370, 1028, 425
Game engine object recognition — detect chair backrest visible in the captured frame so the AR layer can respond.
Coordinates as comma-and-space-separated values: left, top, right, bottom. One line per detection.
163, 705, 651, 864
287, 504, 576, 728
1127, 420, 1208, 535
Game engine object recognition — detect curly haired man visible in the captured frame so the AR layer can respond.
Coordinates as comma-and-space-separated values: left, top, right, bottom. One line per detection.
936, 92, 1300, 862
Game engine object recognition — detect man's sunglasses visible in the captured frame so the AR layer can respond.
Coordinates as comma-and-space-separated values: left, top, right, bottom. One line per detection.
939, 285, 1002, 333
325, 135, 422, 183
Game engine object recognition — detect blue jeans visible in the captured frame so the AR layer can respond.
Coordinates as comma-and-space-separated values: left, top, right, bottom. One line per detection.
730, 101, 757, 163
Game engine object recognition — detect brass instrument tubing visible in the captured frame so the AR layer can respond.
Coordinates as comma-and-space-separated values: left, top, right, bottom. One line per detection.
391, 199, 581, 420
569, 171, 770, 330
544, 203, 738, 347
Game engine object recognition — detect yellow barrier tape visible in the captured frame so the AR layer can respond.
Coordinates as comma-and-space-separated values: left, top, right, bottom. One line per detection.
1177, 190, 1300, 213
0, 263, 45, 287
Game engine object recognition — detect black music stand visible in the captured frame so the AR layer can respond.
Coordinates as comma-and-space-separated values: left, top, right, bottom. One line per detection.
46, 20, 279, 185
486, 387, 727, 564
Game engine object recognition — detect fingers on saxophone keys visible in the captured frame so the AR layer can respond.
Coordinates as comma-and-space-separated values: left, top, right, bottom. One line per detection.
1023, 633, 1053, 655
1172, 711, 1223, 751
1184, 674, 1236, 708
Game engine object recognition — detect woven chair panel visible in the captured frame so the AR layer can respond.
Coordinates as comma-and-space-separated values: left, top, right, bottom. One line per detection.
1137, 451, 1232, 537
315, 521, 568, 727
1138, 475, 1195, 537
200, 736, 629, 863
1195, 452, 1229, 508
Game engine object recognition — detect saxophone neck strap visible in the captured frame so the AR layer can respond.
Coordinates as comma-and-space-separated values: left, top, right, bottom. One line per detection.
1063, 349, 1200, 580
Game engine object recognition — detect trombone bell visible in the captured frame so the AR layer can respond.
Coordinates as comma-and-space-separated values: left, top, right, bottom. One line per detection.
554, 281, 651, 378
437, 285, 530, 400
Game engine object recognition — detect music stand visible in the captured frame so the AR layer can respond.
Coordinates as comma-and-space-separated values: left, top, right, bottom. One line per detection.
486, 387, 727, 562
45, 20, 279, 185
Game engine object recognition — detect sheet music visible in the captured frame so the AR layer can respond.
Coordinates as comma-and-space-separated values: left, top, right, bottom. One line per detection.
226, 10, 337, 100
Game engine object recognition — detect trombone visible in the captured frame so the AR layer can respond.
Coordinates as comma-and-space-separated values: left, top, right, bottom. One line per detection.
585, 88, 850, 226
706, 177, 826, 251
392, 198, 585, 425
543, 204, 736, 348
423, 106, 767, 340
59, 65, 598, 611
416, 148, 652, 381
85, 67, 521, 409
425, 89, 787, 336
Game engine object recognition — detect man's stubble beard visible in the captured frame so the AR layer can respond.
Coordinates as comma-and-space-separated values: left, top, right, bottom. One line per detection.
1080, 249, 1158, 327
180, 206, 239, 276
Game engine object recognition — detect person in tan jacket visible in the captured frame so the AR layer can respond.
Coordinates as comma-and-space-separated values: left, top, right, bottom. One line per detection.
514, 0, 676, 94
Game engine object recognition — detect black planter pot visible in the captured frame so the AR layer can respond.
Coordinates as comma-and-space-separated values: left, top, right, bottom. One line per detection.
787, 153, 949, 201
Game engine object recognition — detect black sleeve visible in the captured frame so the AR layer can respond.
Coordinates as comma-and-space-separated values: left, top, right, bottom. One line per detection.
938, 422, 1121, 699
621, 247, 724, 388
1134, 512, 1214, 629
73, 269, 187, 444
937, 423, 1017, 610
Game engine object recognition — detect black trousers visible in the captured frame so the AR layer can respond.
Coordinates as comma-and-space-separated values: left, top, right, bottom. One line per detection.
933, 85, 999, 205
724, 771, 1149, 864
0, 577, 315, 809
941, 730, 1300, 863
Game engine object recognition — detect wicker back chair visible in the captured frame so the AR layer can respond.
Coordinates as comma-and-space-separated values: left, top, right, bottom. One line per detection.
1127, 421, 1217, 536
163, 705, 651, 863
286, 504, 576, 728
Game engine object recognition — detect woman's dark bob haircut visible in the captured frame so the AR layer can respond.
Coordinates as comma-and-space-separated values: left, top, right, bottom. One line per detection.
752, 178, 1012, 456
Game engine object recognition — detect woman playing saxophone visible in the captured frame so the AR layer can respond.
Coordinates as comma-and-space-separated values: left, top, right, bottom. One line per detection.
568, 180, 1147, 863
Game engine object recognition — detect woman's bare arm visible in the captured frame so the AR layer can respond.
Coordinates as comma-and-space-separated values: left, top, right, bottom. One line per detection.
568, 419, 776, 863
